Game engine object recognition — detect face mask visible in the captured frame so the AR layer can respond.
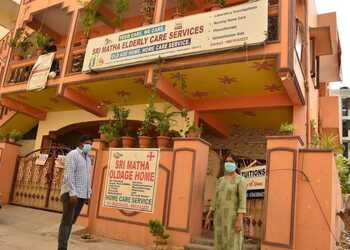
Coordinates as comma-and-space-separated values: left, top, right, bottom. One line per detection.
224, 162, 237, 173
82, 144, 92, 154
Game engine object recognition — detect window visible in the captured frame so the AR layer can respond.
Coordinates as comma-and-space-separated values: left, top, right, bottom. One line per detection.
310, 38, 320, 88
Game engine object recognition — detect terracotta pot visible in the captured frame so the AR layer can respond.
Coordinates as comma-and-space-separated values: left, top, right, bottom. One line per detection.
109, 138, 120, 148
122, 136, 135, 148
100, 133, 108, 142
186, 130, 201, 138
156, 136, 171, 149
138, 136, 152, 148
36, 48, 44, 56
210, 4, 222, 10
14, 54, 23, 61
80, 37, 89, 46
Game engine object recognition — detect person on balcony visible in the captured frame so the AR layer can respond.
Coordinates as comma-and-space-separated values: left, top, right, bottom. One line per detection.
57, 135, 93, 250
205, 155, 247, 250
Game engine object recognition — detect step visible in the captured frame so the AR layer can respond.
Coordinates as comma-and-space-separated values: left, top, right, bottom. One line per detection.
184, 243, 214, 250
192, 238, 214, 246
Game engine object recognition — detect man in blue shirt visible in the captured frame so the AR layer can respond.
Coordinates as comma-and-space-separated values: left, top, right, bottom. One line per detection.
58, 135, 93, 250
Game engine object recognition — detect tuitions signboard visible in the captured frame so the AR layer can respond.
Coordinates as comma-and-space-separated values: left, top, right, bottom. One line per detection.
240, 165, 266, 198
82, 0, 267, 72
103, 148, 160, 213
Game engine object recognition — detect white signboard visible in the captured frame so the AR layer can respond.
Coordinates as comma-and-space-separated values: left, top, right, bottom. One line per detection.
240, 165, 266, 191
27, 52, 55, 91
103, 148, 160, 213
83, 0, 267, 72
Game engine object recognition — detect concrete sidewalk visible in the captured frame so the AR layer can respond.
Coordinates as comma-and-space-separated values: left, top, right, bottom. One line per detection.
0, 205, 144, 250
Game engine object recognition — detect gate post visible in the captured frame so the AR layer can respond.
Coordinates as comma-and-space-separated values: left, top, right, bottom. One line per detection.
261, 136, 303, 250
0, 141, 21, 204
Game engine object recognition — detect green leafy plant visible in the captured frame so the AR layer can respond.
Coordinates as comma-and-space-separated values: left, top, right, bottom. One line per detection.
113, 0, 129, 28
141, 0, 155, 24
80, 0, 104, 38
112, 104, 130, 137
279, 122, 294, 134
175, 0, 192, 16
318, 133, 343, 153
8, 129, 22, 142
32, 31, 50, 49
154, 104, 184, 136
186, 122, 203, 137
336, 154, 350, 193
138, 94, 156, 136
8, 28, 25, 49
310, 119, 319, 148
99, 122, 114, 142
17, 38, 33, 58
148, 219, 170, 246
0, 131, 7, 141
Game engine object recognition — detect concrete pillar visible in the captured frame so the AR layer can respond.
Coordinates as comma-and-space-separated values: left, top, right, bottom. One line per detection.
261, 136, 304, 250
166, 138, 209, 240
0, 142, 21, 204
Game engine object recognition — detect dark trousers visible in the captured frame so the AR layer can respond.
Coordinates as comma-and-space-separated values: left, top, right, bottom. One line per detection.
58, 193, 86, 250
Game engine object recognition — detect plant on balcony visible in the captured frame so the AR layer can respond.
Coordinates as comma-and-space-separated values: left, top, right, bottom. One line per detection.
279, 122, 294, 135
153, 104, 186, 148
111, 104, 133, 148
141, 0, 155, 25
174, 0, 192, 18
8, 129, 22, 143
137, 94, 156, 148
80, 0, 103, 45
9, 28, 32, 60
0, 132, 7, 142
32, 31, 50, 56
99, 122, 115, 145
148, 219, 170, 249
186, 122, 203, 138
113, 0, 129, 30
336, 154, 350, 194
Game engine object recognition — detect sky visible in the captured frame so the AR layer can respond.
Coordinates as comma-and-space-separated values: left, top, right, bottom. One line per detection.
316, 0, 349, 87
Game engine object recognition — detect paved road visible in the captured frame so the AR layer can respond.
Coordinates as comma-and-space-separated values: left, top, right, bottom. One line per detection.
0, 205, 144, 250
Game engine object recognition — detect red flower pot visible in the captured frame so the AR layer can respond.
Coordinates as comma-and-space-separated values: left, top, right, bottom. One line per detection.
122, 136, 135, 148
156, 136, 171, 149
109, 138, 120, 148
138, 136, 152, 148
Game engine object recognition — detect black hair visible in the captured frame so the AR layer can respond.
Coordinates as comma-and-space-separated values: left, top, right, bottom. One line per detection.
79, 135, 93, 143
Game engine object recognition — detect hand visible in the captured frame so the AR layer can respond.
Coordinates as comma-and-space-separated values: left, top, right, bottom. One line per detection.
69, 196, 78, 204
234, 218, 243, 233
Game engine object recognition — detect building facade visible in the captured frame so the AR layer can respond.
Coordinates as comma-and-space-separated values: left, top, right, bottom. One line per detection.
0, 0, 345, 249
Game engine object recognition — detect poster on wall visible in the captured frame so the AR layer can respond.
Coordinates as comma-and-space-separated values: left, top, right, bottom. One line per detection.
103, 148, 160, 213
27, 52, 55, 91
240, 165, 266, 198
82, 0, 268, 72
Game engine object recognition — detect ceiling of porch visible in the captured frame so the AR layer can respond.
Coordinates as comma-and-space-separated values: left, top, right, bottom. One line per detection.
162, 58, 283, 99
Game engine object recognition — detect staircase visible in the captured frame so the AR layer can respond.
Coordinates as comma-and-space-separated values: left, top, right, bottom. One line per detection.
184, 238, 260, 250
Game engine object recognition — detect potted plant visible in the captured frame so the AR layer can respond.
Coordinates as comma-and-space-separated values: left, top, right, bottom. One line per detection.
0, 132, 6, 142
32, 31, 50, 56
113, 0, 129, 32
80, 0, 103, 46
99, 122, 119, 147
186, 122, 203, 138
141, 0, 155, 26
279, 122, 294, 136
8, 129, 22, 143
138, 95, 156, 148
111, 105, 133, 148
148, 219, 170, 250
8, 28, 29, 60
154, 104, 184, 148
174, 0, 191, 18
17, 38, 33, 59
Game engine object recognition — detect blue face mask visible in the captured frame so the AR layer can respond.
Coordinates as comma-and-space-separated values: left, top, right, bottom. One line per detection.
224, 162, 237, 173
82, 144, 92, 154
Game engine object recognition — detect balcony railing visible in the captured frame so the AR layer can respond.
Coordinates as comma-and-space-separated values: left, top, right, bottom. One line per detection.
6, 53, 64, 86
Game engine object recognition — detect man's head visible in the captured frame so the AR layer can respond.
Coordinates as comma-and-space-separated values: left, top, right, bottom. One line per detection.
79, 135, 93, 154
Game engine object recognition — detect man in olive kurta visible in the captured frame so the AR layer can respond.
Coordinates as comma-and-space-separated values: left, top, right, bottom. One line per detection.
210, 175, 247, 250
